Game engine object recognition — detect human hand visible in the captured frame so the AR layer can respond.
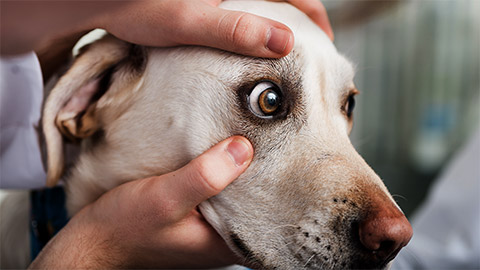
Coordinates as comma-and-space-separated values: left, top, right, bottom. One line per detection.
270, 0, 334, 40
95, 0, 333, 58
3, 0, 332, 57
34, 0, 332, 81
30, 136, 254, 269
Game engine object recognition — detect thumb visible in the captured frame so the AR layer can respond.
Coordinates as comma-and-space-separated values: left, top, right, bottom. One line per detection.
161, 136, 253, 218
179, 5, 294, 58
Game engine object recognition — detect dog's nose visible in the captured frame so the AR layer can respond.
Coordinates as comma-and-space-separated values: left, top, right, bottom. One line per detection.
358, 204, 413, 265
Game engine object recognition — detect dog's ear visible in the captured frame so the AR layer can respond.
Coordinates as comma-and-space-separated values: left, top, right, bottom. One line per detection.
42, 34, 146, 187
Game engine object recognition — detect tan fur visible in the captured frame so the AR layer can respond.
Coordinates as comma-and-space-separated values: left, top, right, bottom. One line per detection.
42, 35, 131, 187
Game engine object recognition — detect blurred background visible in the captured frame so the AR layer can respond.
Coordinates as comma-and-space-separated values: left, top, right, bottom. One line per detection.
325, 0, 479, 217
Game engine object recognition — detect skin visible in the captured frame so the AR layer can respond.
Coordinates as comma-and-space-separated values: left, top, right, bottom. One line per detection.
1, 0, 333, 267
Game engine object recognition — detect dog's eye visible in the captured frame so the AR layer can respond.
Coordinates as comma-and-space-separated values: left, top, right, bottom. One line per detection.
345, 94, 356, 118
248, 81, 282, 118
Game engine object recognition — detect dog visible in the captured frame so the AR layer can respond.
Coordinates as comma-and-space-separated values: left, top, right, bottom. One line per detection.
38, 1, 413, 269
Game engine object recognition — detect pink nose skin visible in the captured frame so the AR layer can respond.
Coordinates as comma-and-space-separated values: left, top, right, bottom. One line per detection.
358, 205, 413, 265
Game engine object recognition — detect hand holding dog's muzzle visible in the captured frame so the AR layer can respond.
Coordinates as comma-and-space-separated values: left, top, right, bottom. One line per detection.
30, 136, 253, 269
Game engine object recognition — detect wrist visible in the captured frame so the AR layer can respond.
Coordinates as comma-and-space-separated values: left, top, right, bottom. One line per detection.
29, 205, 127, 269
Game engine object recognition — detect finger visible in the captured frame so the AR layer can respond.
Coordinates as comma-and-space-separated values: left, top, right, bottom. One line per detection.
159, 136, 253, 218
203, 0, 222, 6
175, 4, 294, 58
270, 0, 334, 41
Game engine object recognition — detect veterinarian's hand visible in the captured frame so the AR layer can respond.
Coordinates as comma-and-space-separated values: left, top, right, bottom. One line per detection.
30, 136, 254, 269
269, 0, 334, 40
3, 0, 332, 57
97, 0, 333, 58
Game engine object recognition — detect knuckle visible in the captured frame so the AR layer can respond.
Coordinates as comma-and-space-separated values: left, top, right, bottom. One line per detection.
220, 12, 256, 50
167, 2, 196, 32
170, 1, 190, 20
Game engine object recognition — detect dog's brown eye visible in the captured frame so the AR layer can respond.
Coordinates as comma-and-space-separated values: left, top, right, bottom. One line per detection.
345, 94, 356, 118
248, 81, 282, 118
258, 89, 280, 114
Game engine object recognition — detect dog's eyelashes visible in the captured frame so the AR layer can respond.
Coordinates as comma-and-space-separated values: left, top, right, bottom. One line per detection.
248, 81, 282, 118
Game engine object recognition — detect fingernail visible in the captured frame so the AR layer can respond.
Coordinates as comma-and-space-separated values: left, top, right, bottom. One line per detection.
226, 138, 252, 167
267, 27, 291, 55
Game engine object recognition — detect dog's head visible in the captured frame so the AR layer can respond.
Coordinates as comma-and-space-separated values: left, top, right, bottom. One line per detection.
42, 1, 412, 269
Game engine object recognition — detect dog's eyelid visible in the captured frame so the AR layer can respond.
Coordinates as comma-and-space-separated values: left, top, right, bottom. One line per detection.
339, 88, 358, 120
340, 90, 354, 105
345, 88, 359, 97
339, 88, 359, 103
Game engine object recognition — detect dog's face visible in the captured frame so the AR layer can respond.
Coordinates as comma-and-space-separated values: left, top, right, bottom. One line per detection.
42, 1, 412, 269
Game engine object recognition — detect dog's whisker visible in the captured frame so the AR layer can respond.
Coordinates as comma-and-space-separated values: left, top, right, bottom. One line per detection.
393, 246, 422, 268
264, 223, 299, 232
281, 234, 300, 240
303, 254, 316, 268
294, 243, 306, 254
392, 194, 408, 202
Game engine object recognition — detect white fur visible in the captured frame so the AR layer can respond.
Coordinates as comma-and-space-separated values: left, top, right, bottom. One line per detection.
35, 1, 412, 269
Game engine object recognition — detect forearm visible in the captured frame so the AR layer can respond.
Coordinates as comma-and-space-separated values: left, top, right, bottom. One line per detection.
28, 206, 124, 269
0, 1, 130, 55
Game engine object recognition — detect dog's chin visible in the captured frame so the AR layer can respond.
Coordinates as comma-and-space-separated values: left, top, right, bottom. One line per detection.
197, 201, 264, 268
197, 201, 226, 239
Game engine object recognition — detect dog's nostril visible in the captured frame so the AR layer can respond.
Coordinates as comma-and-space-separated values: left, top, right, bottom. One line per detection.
374, 240, 397, 262
378, 240, 394, 251
358, 210, 413, 265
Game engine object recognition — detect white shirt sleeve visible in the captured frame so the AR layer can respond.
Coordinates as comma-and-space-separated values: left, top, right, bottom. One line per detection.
0, 52, 47, 189
392, 128, 480, 269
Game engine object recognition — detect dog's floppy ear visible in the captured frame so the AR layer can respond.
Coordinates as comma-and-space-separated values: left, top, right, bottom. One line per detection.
42, 34, 145, 187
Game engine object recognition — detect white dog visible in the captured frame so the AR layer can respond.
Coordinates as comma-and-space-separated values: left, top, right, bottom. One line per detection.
34, 1, 415, 269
